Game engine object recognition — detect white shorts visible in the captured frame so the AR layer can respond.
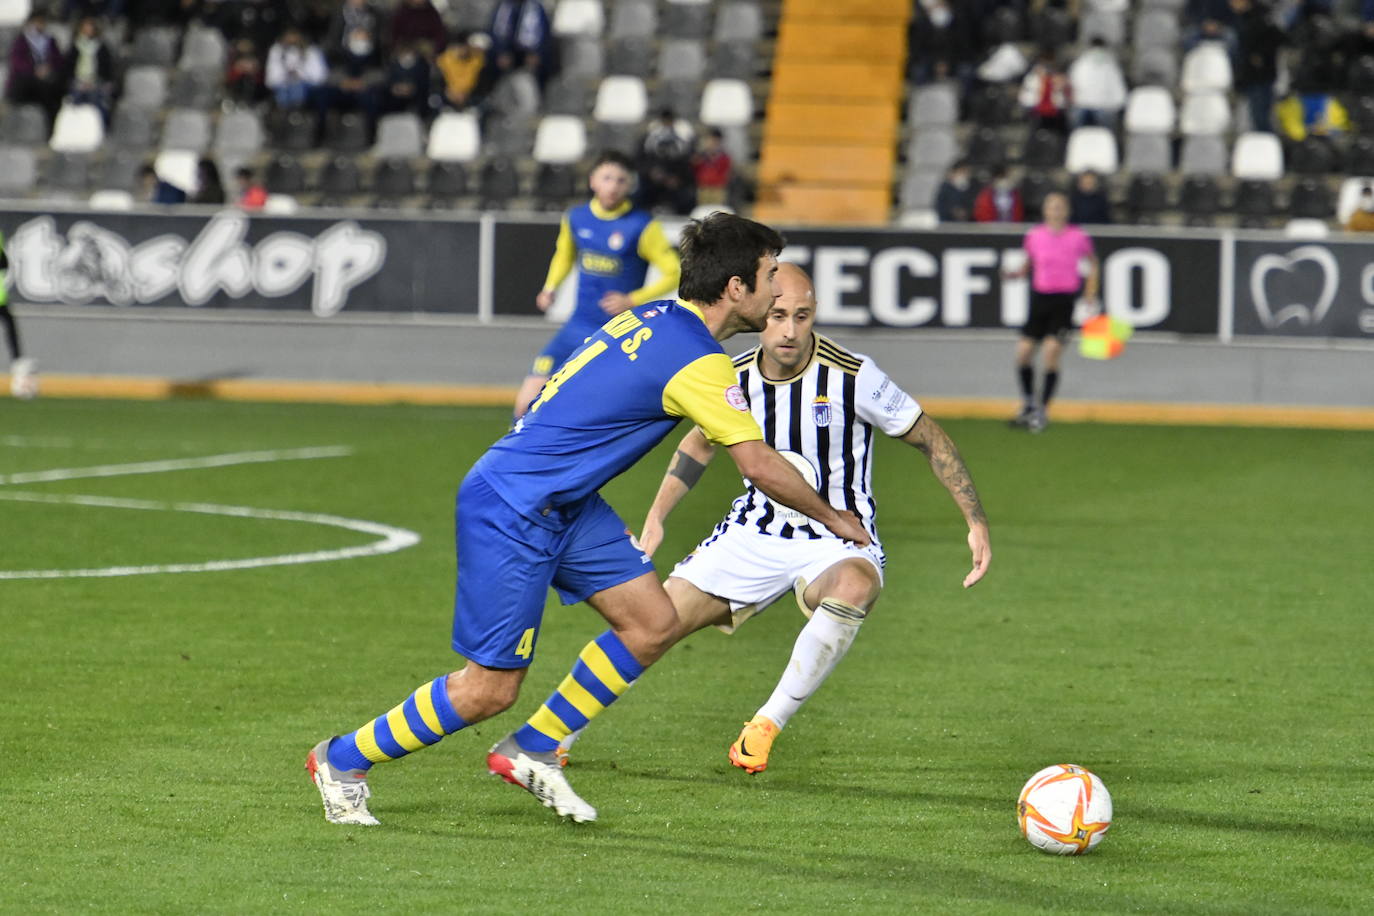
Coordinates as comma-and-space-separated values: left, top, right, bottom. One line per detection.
670, 523, 885, 633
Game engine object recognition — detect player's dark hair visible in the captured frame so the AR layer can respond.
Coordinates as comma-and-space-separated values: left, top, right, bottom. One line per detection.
678, 212, 785, 303
589, 150, 634, 174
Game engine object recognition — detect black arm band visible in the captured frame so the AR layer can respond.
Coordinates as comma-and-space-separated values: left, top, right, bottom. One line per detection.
668, 450, 707, 489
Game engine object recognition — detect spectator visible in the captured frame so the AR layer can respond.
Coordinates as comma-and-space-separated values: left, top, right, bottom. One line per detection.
378, 41, 432, 117
935, 160, 976, 223
321, 25, 381, 123
974, 166, 1025, 222
1231, 0, 1283, 133
1183, 3, 1238, 54
692, 128, 733, 206
389, 0, 447, 56
436, 31, 489, 110
907, 0, 976, 86
326, 0, 387, 55
1067, 38, 1126, 129
7, 12, 66, 128
488, 0, 554, 88
1345, 183, 1374, 231
1018, 52, 1070, 133
192, 158, 225, 205
636, 109, 696, 215
225, 39, 267, 105
62, 16, 116, 124
236, 166, 268, 209
1069, 170, 1112, 224
976, 40, 1030, 85
266, 27, 328, 110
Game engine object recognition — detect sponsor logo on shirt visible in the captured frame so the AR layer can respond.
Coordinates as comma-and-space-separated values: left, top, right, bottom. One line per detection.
608, 231, 626, 251
580, 251, 622, 275
725, 385, 749, 411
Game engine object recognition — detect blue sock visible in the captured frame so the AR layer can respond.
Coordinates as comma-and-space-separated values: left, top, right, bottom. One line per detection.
327, 674, 467, 772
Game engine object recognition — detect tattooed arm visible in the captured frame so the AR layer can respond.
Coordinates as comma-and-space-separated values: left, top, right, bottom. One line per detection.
901, 414, 992, 588
640, 426, 717, 557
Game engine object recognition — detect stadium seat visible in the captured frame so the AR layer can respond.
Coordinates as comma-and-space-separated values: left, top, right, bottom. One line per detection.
1283, 218, 1329, 238
1022, 128, 1064, 169
1064, 126, 1117, 174
1179, 175, 1221, 224
161, 109, 211, 152
593, 75, 649, 123
373, 113, 425, 158
109, 105, 156, 149
1131, 45, 1177, 89
0, 0, 30, 28
1124, 86, 1175, 134
320, 155, 362, 195
1288, 177, 1333, 220
478, 158, 521, 208
1080, 8, 1125, 47
130, 26, 179, 67
552, 0, 605, 37
1180, 41, 1232, 93
1019, 171, 1058, 219
427, 160, 469, 198
700, 79, 753, 127
263, 194, 299, 214
662, 0, 711, 40
609, 0, 656, 39
1126, 172, 1169, 219
559, 37, 605, 79
88, 189, 136, 210
45, 152, 90, 191
1179, 92, 1231, 135
1030, 7, 1075, 49
215, 109, 265, 157
427, 111, 481, 162
594, 121, 641, 154
534, 163, 577, 209
714, 2, 762, 42
270, 109, 318, 151
1179, 135, 1228, 175
1234, 179, 1275, 222
1336, 176, 1374, 224
1289, 136, 1337, 176
1231, 131, 1283, 180
909, 83, 959, 127
153, 149, 198, 196
178, 24, 228, 73
1348, 55, 1374, 94
1350, 95, 1374, 134
0, 104, 47, 144
982, 6, 1022, 44
122, 66, 169, 110
49, 104, 104, 153
968, 85, 1016, 126
266, 154, 307, 194
899, 170, 942, 212
1347, 136, 1374, 175
97, 150, 146, 192
653, 79, 702, 119
1123, 134, 1171, 173
658, 39, 706, 82
543, 75, 592, 115
168, 68, 220, 109
607, 37, 654, 78
532, 114, 587, 164
372, 159, 416, 198
486, 113, 536, 157
910, 126, 962, 170
488, 71, 540, 117
1132, 10, 1179, 50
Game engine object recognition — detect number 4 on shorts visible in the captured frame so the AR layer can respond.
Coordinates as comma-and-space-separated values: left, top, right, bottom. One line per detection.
514, 627, 535, 660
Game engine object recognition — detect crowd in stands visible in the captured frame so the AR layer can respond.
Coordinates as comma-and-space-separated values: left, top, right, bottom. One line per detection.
2, 0, 739, 214
906, 0, 1374, 229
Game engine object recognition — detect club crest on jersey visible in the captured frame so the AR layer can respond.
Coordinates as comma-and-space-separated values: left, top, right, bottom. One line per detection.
608, 231, 626, 251
725, 385, 749, 411
812, 396, 832, 426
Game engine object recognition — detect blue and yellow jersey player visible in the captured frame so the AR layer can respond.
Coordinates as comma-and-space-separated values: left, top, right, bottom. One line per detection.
513, 150, 682, 418
307, 213, 870, 827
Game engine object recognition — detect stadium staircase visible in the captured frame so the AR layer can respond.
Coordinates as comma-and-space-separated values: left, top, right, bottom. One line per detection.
753, 0, 908, 224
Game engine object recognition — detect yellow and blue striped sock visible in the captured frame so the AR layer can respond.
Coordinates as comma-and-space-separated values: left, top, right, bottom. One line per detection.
327, 674, 468, 772
515, 630, 645, 753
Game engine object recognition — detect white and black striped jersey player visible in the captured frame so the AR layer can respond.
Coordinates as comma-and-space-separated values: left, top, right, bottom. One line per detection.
558, 263, 991, 775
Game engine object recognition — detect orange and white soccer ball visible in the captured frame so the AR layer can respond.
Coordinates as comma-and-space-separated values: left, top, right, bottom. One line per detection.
1017, 764, 1112, 855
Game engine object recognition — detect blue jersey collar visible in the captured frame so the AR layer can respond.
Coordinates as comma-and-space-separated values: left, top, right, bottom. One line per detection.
590, 199, 633, 219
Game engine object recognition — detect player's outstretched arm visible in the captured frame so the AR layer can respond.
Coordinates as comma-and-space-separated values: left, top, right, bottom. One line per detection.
901, 414, 991, 588
640, 427, 717, 556
726, 440, 870, 546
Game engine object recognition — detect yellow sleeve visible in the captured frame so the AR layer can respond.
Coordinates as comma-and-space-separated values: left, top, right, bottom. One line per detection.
662, 353, 763, 446
629, 220, 682, 305
542, 216, 576, 292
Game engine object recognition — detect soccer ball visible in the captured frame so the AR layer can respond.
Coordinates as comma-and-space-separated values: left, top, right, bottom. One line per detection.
1017, 764, 1112, 855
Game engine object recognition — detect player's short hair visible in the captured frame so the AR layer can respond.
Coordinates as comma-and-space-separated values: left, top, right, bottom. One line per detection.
678, 212, 785, 303
589, 151, 634, 175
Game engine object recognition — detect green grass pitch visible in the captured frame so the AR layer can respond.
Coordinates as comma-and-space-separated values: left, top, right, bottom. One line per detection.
1, 397, 1370, 914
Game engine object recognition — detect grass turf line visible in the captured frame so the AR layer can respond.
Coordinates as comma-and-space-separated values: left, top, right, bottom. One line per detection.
1, 398, 1370, 913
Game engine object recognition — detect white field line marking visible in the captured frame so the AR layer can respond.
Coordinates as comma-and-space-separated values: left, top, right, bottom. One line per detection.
0, 491, 421, 579
1, 436, 210, 451
0, 446, 354, 485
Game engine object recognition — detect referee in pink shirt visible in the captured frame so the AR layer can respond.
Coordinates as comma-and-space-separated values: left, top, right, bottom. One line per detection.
1002, 192, 1099, 432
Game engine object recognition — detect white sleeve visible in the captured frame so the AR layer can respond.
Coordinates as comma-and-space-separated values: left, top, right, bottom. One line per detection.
854, 358, 922, 437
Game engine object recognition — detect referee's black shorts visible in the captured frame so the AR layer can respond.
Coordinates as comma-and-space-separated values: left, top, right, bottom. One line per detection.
1022, 290, 1078, 341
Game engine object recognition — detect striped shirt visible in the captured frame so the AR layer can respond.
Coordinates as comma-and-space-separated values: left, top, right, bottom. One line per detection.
703, 334, 923, 554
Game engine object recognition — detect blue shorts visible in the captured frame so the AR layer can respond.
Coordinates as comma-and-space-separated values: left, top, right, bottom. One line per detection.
451, 469, 654, 669
529, 320, 600, 376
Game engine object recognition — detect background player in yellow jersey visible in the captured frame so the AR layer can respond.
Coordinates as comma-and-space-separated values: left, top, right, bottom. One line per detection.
307, 214, 870, 827
513, 151, 682, 418
558, 263, 991, 773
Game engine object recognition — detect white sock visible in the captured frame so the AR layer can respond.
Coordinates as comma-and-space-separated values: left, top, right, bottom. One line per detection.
756, 599, 864, 729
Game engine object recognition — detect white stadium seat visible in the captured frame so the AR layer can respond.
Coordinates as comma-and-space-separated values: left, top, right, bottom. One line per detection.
1123, 86, 1176, 134
50, 104, 105, 153
1179, 91, 1231, 136
1231, 131, 1284, 180
552, 0, 605, 37
426, 111, 481, 161
700, 78, 752, 127
1180, 41, 1233, 94
88, 189, 135, 210
1065, 126, 1119, 174
532, 115, 587, 164
593, 75, 648, 123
